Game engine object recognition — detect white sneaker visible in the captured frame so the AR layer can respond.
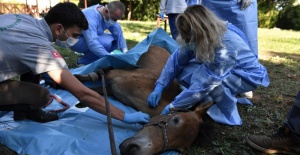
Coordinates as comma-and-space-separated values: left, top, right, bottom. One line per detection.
239, 91, 253, 99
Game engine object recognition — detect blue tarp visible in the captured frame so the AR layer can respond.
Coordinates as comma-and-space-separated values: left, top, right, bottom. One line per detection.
0, 28, 179, 155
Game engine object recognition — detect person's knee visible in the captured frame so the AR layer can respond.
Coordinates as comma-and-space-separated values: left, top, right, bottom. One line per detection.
33, 87, 51, 108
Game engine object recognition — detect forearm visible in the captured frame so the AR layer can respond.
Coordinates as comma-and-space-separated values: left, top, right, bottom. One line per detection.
79, 91, 124, 121
160, 0, 167, 11
48, 69, 125, 121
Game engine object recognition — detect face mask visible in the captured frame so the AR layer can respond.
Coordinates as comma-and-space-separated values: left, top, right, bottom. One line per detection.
186, 42, 195, 51
104, 5, 116, 27
55, 27, 79, 48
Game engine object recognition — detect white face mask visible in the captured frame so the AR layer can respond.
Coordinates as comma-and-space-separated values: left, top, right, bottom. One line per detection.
55, 27, 79, 48
104, 5, 116, 27
104, 18, 116, 27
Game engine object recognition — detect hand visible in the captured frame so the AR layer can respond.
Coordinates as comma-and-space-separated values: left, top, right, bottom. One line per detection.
238, 0, 251, 10
122, 48, 128, 53
112, 49, 122, 54
123, 111, 150, 124
147, 90, 162, 108
159, 12, 164, 20
160, 104, 171, 115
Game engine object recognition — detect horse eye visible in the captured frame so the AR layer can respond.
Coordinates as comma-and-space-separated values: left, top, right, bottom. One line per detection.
173, 116, 179, 124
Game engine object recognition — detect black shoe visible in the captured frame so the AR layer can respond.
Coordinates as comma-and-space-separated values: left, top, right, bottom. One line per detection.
14, 109, 59, 123
246, 127, 300, 155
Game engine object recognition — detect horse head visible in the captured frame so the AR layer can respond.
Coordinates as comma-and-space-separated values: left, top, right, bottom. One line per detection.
119, 102, 214, 155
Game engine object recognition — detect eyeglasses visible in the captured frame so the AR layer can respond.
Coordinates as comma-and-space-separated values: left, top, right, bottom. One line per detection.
105, 5, 117, 22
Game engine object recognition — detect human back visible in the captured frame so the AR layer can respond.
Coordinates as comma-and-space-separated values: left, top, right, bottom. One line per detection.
0, 14, 65, 82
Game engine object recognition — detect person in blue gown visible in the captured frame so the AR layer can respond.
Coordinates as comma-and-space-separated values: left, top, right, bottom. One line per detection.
70, 1, 128, 65
147, 5, 269, 125
186, 0, 258, 56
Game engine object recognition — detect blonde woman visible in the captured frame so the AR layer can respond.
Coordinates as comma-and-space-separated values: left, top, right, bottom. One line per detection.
147, 5, 269, 125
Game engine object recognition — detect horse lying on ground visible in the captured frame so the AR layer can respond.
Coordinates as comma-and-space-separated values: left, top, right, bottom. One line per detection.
75, 45, 214, 155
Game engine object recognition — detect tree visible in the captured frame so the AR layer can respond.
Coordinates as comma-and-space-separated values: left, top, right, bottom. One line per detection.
258, 0, 296, 28
120, 0, 160, 21
276, 5, 300, 30
78, 0, 101, 9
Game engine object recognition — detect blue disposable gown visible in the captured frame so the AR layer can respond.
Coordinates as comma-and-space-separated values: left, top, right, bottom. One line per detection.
200, 0, 258, 55
70, 4, 127, 65
155, 23, 269, 125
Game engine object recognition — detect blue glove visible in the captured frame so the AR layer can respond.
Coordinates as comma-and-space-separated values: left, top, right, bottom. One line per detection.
123, 111, 150, 124
147, 85, 163, 107
160, 104, 171, 115
238, 0, 251, 10
159, 12, 164, 20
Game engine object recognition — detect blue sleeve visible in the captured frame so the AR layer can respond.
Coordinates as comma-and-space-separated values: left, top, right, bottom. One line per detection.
186, 0, 198, 6
108, 23, 127, 50
172, 43, 238, 108
155, 47, 194, 88
82, 10, 109, 57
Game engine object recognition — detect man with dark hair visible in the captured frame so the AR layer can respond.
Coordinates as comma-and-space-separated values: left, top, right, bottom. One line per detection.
70, 1, 128, 65
0, 2, 150, 124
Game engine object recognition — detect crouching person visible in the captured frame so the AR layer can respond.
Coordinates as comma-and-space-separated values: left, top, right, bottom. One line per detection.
0, 2, 150, 124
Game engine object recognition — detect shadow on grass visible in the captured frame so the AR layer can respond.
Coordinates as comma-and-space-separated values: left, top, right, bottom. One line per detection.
126, 39, 139, 49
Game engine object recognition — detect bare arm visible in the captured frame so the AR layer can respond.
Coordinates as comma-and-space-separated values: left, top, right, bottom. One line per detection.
47, 69, 124, 121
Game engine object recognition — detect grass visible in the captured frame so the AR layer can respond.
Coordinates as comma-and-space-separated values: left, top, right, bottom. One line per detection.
1, 21, 300, 155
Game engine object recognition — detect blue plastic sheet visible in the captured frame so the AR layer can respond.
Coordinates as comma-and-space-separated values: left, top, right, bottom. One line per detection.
0, 28, 179, 155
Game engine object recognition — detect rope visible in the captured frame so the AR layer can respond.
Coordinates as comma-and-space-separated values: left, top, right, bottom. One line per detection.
98, 69, 117, 155
43, 94, 70, 113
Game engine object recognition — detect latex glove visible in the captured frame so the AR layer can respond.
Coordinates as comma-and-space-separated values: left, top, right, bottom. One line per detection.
147, 85, 163, 107
122, 48, 128, 53
238, 0, 251, 10
111, 49, 122, 54
123, 111, 150, 124
159, 12, 165, 20
160, 104, 171, 115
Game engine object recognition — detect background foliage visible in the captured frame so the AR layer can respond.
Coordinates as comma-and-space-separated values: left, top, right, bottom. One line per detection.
1, 20, 300, 155
76, 0, 300, 30
258, 0, 296, 28
276, 5, 300, 30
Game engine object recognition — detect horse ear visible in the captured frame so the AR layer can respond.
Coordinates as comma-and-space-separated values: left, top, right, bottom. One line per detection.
194, 101, 214, 116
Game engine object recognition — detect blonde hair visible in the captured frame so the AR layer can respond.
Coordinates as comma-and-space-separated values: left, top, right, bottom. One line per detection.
176, 5, 226, 63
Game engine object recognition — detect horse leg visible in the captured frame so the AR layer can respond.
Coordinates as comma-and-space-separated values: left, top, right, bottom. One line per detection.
74, 74, 92, 82
74, 67, 113, 83
75, 86, 114, 108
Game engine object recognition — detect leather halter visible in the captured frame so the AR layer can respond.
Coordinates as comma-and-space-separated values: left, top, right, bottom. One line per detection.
144, 113, 173, 151
144, 108, 190, 152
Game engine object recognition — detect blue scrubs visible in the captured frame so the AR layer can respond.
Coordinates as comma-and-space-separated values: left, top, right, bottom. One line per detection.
200, 0, 258, 56
155, 23, 269, 125
70, 4, 127, 65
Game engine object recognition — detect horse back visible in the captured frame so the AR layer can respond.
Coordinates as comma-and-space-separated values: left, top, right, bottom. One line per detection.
105, 46, 181, 117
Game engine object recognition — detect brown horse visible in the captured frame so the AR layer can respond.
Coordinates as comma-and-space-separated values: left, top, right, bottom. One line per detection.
75, 45, 214, 154
119, 102, 213, 155
75, 45, 182, 117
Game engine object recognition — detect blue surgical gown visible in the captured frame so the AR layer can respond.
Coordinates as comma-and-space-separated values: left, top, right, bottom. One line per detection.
200, 0, 258, 55
155, 23, 269, 125
70, 4, 127, 65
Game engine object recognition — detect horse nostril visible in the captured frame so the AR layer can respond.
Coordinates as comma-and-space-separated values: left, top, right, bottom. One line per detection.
120, 143, 140, 155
